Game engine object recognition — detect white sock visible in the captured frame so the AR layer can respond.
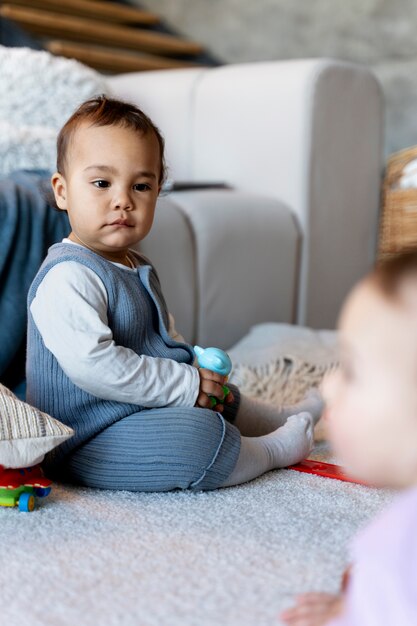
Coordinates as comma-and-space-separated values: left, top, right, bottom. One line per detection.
221, 412, 314, 487
234, 388, 324, 437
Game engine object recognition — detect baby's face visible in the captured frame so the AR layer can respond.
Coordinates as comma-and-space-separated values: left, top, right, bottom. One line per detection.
323, 279, 417, 488
52, 122, 161, 259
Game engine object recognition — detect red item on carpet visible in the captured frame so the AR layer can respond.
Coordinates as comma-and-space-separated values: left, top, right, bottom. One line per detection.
288, 460, 368, 486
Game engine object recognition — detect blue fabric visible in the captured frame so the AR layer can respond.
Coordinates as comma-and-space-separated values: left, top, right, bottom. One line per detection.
27, 242, 195, 465
50, 384, 241, 492
0, 170, 69, 394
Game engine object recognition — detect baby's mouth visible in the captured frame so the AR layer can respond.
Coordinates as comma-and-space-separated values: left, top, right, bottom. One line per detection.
109, 219, 134, 227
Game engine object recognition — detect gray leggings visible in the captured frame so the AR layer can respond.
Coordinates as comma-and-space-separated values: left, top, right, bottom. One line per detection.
54, 384, 242, 492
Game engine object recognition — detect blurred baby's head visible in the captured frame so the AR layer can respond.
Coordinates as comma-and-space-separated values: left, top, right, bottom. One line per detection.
323, 250, 417, 488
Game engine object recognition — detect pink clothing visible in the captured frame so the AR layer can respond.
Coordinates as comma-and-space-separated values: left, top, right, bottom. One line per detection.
328, 486, 417, 626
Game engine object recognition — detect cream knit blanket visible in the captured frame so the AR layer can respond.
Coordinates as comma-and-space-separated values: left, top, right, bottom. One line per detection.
228, 323, 339, 440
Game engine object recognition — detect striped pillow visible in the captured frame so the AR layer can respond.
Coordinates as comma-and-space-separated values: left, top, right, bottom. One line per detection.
0, 383, 73, 469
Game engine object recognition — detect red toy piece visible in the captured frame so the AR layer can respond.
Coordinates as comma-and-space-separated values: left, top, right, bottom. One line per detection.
0, 465, 52, 513
0, 464, 52, 511
0, 464, 52, 490
288, 460, 368, 486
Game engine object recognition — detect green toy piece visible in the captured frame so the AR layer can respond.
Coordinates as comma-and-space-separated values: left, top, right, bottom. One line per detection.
0, 486, 36, 512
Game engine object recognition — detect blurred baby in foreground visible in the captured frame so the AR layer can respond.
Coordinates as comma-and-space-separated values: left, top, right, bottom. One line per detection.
281, 249, 417, 626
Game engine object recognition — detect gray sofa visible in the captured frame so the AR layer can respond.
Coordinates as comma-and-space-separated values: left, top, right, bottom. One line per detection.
107, 58, 383, 348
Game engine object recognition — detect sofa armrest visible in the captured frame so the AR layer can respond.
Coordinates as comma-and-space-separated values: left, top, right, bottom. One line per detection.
137, 190, 299, 349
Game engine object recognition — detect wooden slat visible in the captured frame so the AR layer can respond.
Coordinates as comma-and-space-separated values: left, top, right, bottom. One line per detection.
46, 40, 203, 73
1, 0, 160, 25
0, 5, 204, 56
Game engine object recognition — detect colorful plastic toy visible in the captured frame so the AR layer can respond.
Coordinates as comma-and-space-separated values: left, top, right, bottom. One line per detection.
288, 460, 368, 486
0, 464, 52, 512
194, 345, 232, 408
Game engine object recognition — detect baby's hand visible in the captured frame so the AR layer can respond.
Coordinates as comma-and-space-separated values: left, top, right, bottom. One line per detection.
280, 592, 344, 626
224, 389, 235, 406
195, 368, 228, 412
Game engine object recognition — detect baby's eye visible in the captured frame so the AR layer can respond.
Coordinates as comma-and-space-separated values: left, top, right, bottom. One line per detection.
93, 180, 110, 188
133, 183, 151, 192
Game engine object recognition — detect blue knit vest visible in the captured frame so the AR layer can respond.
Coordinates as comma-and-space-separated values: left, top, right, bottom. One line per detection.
26, 242, 195, 463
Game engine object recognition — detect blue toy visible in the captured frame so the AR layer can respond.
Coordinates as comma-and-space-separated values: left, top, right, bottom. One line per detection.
193, 345, 232, 408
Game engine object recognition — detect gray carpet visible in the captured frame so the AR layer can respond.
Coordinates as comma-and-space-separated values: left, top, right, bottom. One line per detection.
0, 442, 392, 626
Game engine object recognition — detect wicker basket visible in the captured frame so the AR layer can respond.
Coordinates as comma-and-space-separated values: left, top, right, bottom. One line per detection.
379, 145, 417, 258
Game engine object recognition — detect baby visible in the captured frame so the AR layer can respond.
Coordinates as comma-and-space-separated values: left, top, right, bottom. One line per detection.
26, 95, 323, 492
280, 250, 417, 625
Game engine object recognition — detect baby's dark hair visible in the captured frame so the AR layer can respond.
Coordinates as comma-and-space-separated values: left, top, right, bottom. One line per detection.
371, 249, 417, 299
56, 94, 167, 185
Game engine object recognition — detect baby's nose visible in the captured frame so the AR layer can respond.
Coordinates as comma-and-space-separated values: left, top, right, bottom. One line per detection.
113, 191, 132, 210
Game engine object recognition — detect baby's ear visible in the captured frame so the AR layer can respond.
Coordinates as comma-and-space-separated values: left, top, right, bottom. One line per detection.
51, 172, 67, 211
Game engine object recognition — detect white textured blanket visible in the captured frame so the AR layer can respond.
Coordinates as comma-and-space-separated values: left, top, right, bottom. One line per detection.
0, 45, 107, 176
229, 323, 340, 441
